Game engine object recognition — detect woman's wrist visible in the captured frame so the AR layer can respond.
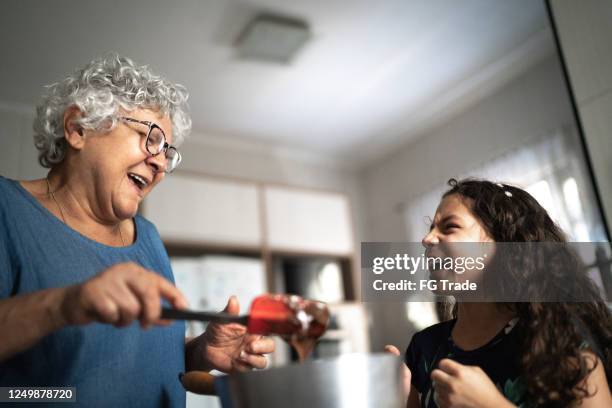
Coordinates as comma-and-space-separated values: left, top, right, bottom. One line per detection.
44, 286, 72, 332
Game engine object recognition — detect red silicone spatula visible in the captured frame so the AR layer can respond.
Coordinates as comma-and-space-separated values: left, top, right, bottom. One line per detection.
160, 294, 329, 337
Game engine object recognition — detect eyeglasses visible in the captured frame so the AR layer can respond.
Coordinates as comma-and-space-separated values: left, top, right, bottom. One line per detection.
118, 116, 181, 173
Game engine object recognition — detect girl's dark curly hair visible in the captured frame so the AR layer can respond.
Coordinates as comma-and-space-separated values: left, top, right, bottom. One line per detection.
442, 178, 612, 407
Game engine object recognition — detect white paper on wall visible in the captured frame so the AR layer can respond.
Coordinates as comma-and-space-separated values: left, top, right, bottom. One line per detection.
171, 255, 266, 338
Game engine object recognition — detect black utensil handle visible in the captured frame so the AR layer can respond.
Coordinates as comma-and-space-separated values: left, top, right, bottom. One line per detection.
161, 308, 249, 325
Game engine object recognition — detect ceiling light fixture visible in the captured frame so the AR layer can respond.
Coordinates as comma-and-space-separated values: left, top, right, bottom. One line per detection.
235, 14, 310, 64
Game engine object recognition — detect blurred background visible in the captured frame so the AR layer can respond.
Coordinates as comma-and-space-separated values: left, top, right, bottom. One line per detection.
1, 1, 611, 406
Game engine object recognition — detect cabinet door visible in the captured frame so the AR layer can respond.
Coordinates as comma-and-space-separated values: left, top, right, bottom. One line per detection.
264, 186, 353, 255
144, 175, 262, 246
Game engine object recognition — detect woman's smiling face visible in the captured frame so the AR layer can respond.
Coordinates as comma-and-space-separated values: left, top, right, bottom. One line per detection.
70, 108, 173, 222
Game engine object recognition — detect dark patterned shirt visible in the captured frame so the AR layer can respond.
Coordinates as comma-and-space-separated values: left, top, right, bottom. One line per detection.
405, 318, 527, 407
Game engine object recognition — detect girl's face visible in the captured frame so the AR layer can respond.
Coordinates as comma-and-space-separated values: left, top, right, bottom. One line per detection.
422, 194, 493, 245
422, 194, 494, 291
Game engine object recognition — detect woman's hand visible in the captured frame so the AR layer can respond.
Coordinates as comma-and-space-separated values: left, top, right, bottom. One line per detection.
194, 296, 275, 373
384, 344, 412, 404
430, 359, 515, 408
59, 262, 188, 328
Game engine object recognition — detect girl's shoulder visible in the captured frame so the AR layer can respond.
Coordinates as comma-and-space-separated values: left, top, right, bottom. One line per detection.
406, 319, 456, 358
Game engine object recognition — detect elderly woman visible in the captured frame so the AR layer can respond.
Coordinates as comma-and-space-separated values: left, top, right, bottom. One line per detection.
0, 55, 274, 407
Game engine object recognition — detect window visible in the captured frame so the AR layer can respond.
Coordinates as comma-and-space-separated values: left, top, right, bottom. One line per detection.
404, 129, 606, 243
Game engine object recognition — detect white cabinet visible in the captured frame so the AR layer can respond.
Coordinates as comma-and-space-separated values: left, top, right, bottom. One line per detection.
144, 174, 262, 247
264, 186, 353, 255
144, 175, 354, 256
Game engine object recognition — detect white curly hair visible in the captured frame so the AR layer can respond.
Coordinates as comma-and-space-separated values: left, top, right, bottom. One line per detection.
33, 54, 191, 168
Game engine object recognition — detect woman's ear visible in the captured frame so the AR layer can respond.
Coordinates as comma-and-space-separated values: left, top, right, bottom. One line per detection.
63, 106, 86, 150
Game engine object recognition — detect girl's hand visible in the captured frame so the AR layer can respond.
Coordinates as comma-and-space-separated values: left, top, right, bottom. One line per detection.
430, 358, 515, 408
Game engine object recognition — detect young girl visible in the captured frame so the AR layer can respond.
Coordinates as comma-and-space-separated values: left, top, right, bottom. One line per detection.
386, 178, 612, 407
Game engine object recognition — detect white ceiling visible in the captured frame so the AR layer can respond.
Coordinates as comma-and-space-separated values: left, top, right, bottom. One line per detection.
0, 0, 553, 168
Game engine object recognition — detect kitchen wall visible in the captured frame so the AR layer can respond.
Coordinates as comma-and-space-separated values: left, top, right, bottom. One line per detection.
359, 55, 577, 351
0, 103, 42, 181
361, 56, 574, 242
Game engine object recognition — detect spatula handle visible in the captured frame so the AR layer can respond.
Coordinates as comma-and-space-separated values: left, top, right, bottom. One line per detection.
161, 308, 248, 324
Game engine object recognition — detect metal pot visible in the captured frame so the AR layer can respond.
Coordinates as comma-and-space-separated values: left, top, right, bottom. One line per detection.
214, 353, 403, 408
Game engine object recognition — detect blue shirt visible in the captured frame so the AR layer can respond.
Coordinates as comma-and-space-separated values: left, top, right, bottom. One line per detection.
0, 176, 186, 407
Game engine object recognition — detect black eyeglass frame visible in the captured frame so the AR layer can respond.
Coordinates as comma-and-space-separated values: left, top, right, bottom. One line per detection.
118, 116, 181, 173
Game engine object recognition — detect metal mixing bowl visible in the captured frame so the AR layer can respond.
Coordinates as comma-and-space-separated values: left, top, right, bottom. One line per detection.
214, 353, 403, 408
